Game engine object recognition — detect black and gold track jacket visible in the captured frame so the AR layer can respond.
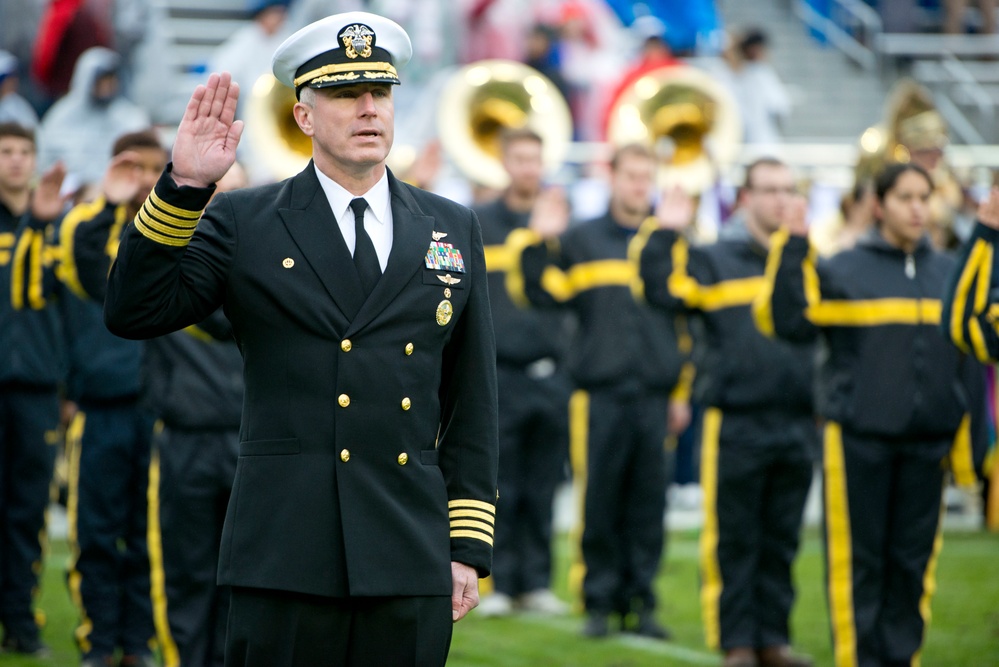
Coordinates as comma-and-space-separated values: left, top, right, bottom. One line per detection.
638, 220, 815, 416
505, 211, 685, 395
756, 227, 982, 482
0, 199, 65, 388
942, 219, 999, 363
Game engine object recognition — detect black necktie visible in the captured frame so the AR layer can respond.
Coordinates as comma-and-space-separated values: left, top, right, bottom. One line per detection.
350, 198, 380, 297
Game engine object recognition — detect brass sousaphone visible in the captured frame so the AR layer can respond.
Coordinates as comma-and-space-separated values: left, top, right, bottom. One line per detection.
436, 59, 573, 189
605, 64, 741, 193
245, 73, 314, 181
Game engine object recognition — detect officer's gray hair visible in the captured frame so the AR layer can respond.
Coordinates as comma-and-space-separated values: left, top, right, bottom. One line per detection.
299, 86, 316, 107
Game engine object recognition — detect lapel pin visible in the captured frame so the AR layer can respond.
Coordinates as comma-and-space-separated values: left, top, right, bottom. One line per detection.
282, 258, 295, 268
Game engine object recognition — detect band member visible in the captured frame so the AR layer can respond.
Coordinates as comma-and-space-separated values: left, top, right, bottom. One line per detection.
757, 163, 981, 667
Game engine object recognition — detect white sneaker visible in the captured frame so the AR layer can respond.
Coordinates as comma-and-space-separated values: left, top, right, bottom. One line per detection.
516, 588, 570, 615
476, 592, 514, 618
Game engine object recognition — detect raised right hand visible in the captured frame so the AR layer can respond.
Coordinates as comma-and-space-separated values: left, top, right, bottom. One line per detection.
171, 72, 244, 188
528, 186, 570, 240
782, 194, 809, 237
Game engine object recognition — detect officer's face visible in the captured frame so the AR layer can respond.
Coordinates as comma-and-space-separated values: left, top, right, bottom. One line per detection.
743, 163, 795, 234
502, 138, 543, 197
877, 169, 931, 249
296, 83, 394, 180
0, 135, 36, 191
609, 153, 655, 218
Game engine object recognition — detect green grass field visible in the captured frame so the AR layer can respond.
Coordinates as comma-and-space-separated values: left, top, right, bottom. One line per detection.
8, 529, 999, 666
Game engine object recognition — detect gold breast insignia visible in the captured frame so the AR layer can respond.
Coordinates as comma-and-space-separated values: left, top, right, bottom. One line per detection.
436, 299, 453, 326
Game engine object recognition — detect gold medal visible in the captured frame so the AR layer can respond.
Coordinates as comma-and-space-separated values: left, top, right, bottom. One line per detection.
436, 299, 453, 326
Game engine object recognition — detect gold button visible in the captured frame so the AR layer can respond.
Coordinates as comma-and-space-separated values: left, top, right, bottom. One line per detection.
282, 258, 294, 268
340, 449, 350, 462
397, 453, 409, 465
401, 397, 411, 411
341, 339, 352, 352
405, 343, 414, 356
338, 394, 350, 407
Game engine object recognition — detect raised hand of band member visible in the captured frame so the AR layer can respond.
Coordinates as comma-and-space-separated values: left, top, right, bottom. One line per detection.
781, 193, 809, 237
102, 151, 145, 206
976, 186, 999, 230
450, 561, 479, 622
528, 186, 570, 240
171, 72, 243, 189
654, 185, 695, 231
30, 161, 67, 222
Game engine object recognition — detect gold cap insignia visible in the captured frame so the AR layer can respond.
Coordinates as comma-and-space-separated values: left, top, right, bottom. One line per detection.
342, 24, 374, 59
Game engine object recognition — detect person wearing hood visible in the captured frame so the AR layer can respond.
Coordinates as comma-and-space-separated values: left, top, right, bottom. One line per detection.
0, 51, 39, 129
636, 159, 816, 667
756, 163, 984, 667
37, 46, 149, 189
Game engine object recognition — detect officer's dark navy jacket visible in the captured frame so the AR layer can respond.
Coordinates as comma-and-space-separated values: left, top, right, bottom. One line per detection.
101, 164, 498, 599
942, 220, 999, 363
0, 200, 64, 388
143, 311, 243, 431
757, 227, 980, 482
506, 211, 684, 393
639, 220, 814, 415
475, 197, 567, 367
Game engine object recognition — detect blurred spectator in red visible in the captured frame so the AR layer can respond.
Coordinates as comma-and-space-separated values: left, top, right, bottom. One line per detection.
31, 0, 112, 100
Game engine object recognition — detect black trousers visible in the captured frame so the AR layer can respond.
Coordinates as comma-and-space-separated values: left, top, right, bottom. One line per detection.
823, 423, 948, 667
66, 402, 155, 659
0, 386, 58, 641
225, 587, 453, 667
492, 365, 569, 597
153, 427, 239, 667
698, 408, 815, 651
573, 387, 671, 615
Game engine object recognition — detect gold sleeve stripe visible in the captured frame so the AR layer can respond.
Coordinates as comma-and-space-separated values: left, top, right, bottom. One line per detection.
142, 203, 200, 230
483, 244, 514, 273
57, 198, 106, 300
503, 227, 544, 308
134, 217, 193, 248
10, 230, 32, 310
450, 519, 495, 534
137, 208, 198, 239
450, 529, 494, 546
448, 498, 496, 514
807, 298, 942, 327
148, 189, 204, 221
697, 277, 768, 311
667, 236, 700, 306
448, 509, 495, 525
627, 216, 659, 302
753, 227, 789, 338
28, 232, 45, 309
948, 238, 988, 353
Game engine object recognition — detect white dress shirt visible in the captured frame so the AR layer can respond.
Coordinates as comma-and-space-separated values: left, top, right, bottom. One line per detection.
314, 166, 394, 271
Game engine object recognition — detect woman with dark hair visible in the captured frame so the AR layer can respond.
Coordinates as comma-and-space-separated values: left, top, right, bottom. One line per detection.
754, 163, 982, 667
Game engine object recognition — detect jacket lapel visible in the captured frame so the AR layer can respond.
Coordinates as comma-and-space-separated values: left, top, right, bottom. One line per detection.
347, 172, 433, 335
278, 163, 365, 321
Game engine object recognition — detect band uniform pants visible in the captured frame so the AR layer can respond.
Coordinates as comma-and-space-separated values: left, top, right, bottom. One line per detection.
573, 386, 671, 616
0, 385, 58, 641
492, 364, 569, 597
66, 401, 156, 660
698, 407, 815, 651
823, 423, 949, 667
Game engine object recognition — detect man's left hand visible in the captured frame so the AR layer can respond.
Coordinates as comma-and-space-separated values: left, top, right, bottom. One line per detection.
450, 561, 479, 622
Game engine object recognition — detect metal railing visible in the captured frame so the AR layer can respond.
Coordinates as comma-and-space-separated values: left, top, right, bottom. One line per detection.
793, 0, 883, 70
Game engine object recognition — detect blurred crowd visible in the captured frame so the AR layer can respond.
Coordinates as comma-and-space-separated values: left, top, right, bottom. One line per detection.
1, 1, 998, 667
